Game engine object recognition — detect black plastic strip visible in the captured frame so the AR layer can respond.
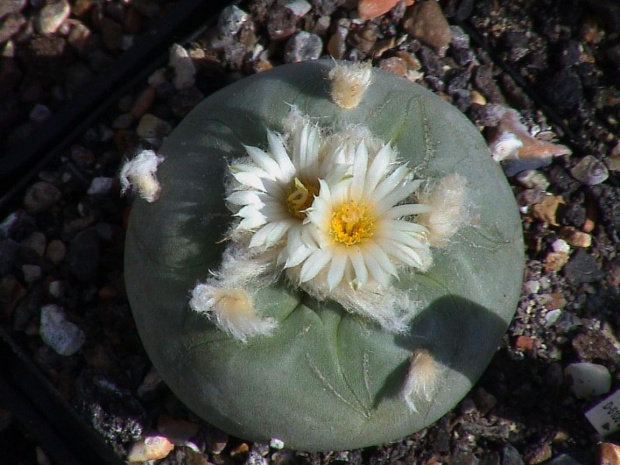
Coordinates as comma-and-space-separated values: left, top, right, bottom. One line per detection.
0, 327, 125, 465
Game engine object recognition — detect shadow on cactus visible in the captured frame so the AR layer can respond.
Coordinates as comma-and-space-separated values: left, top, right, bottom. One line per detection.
123, 60, 524, 452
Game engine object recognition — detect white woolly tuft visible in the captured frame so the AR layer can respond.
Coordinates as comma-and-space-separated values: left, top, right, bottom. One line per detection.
189, 247, 278, 343
417, 173, 470, 247
328, 61, 373, 109
286, 265, 416, 333
120, 150, 164, 202
402, 349, 441, 413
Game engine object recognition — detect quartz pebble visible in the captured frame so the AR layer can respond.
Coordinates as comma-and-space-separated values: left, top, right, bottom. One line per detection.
39, 304, 86, 356
87, 177, 115, 195
570, 155, 609, 186
33, 0, 70, 35
127, 435, 174, 462
283, 31, 323, 63
217, 5, 249, 36
564, 362, 611, 399
169, 44, 196, 90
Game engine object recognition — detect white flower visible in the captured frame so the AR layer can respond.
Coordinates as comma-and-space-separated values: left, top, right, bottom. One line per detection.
226, 112, 348, 265
293, 139, 433, 292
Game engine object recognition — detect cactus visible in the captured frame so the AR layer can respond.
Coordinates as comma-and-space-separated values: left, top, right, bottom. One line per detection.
124, 60, 524, 451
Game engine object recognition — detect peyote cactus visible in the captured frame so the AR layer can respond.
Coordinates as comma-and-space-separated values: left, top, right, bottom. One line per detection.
124, 60, 524, 451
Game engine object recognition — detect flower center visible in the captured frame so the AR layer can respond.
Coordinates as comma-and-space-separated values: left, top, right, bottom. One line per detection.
286, 178, 318, 220
331, 202, 375, 246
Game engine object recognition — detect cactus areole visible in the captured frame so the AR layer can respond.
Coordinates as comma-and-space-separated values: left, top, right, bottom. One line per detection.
124, 60, 524, 452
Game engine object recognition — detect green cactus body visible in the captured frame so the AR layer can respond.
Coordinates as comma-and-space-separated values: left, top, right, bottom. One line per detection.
124, 60, 524, 451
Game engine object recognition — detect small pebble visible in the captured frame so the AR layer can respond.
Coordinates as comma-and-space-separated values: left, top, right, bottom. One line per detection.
48, 280, 66, 298
87, 177, 115, 195
564, 362, 611, 399
270, 438, 285, 450
157, 414, 199, 444
136, 114, 172, 138
127, 435, 174, 462
169, 44, 196, 90
137, 367, 164, 399
283, 31, 323, 63
560, 227, 592, 248
100, 17, 123, 51
378, 56, 407, 76
523, 280, 540, 295
551, 239, 570, 254
33, 0, 70, 34
22, 264, 42, 283
570, 155, 609, 186
45, 239, 66, 264
403, 0, 452, 52
516, 170, 550, 190
0, 0, 26, 19
358, 0, 400, 20
282, 0, 312, 17
217, 5, 249, 36
564, 249, 604, 284
39, 304, 86, 356
545, 309, 563, 326
29, 104, 51, 123
599, 443, 620, 465
23, 182, 61, 214
22, 232, 46, 257
130, 86, 156, 119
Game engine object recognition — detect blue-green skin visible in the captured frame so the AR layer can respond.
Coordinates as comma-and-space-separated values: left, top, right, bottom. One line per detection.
125, 60, 524, 451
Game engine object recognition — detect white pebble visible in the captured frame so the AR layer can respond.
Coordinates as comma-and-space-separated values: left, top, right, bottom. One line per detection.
565, 362, 612, 399
551, 239, 570, 254
544, 309, 562, 326
87, 177, 115, 195
39, 304, 86, 356
169, 44, 195, 90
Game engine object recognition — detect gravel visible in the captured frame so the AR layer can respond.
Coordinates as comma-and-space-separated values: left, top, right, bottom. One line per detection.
1, 0, 620, 463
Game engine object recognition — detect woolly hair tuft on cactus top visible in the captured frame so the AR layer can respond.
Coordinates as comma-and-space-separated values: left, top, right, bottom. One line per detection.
123, 60, 524, 452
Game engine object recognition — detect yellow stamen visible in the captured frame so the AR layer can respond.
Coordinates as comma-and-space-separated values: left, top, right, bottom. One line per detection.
331, 202, 375, 246
286, 178, 318, 219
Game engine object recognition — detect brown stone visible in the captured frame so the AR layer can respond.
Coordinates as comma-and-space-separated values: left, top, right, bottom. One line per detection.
531, 195, 565, 226
359, 0, 401, 20
403, 1, 451, 52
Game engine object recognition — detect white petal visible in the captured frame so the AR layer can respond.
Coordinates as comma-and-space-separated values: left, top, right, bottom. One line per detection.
267, 131, 296, 179
365, 240, 398, 278
327, 251, 348, 290
350, 142, 368, 199
374, 179, 423, 214
348, 247, 368, 286
362, 249, 391, 287
383, 219, 428, 234
371, 165, 410, 202
249, 220, 294, 249
245, 145, 283, 178
375, 228, 427, 250
384, 240, 426, 268
227, 190, 263, 206
383, 204, 432, 219
365, 143, 394, 193
299, 249, 332, 283
232, 171, 267, 192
